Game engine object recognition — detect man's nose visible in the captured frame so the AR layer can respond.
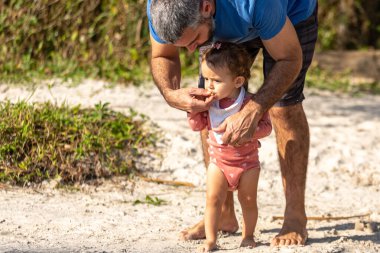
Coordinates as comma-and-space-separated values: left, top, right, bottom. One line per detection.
187, 43, 197, 52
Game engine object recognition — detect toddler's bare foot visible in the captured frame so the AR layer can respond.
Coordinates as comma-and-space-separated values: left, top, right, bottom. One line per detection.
198, 241, 217, 252
240, 237, 256, 248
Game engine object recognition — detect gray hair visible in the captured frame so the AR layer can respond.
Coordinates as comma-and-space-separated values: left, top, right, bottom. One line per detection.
150, 0, 202, 43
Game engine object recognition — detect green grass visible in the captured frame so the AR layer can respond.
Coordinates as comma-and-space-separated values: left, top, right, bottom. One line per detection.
0, 50, 197, 86
0, 101, 158, 186
0, 58, 151, 86
133, 195, 167, 206
306, 66, 380, 95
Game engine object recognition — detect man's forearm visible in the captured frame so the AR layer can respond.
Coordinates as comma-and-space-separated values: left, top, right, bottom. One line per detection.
254, 59, 301, 112
150, 55, 181, 101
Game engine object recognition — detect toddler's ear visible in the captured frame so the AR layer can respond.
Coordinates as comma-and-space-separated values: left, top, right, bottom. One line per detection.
234, 76, 245, 88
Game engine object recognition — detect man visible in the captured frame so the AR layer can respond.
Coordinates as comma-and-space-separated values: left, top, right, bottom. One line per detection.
147, 0, 317, 246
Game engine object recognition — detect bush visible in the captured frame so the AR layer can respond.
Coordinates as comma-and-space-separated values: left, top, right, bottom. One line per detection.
0, 0, 152, 83
318, 0, 380, 50
0, 101, 157, 185
0, 1, 378, 84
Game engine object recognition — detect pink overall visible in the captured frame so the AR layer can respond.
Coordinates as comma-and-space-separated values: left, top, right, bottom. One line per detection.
187, 95, 272, 191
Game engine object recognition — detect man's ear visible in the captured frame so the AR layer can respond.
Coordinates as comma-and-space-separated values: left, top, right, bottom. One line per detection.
234, 76, 246, 88
200, 0, 213, 18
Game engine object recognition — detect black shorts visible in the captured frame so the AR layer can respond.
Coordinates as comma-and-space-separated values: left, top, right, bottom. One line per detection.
198, 5, 318, 107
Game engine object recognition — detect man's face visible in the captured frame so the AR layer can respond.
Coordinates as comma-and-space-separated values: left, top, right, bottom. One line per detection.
174, 17, 214, 53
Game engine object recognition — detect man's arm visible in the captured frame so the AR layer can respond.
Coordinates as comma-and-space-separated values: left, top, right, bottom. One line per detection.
150, 35, 214, 112
214, 17, 302, 145
254, 17, 302, 112
150, 35, 181, 96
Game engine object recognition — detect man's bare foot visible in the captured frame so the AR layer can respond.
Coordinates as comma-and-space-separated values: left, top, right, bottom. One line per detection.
240, 236, 256, 248
198, 241, 217, 252
219, 208, 239, 234
180, 218, 238, 241
270, 221, 308, 246
180, 220, 206, 240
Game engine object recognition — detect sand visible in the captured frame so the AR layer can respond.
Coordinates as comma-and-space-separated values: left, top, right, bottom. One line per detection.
0, 79, 379, 253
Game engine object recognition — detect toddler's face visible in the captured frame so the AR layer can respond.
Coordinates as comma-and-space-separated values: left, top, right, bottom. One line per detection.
201, 61, 243, 100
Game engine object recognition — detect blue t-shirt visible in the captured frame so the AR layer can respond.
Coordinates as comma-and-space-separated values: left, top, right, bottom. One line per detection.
147, 0, 316, 44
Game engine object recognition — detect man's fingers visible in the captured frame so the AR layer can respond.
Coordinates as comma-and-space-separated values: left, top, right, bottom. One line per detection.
229, 132, 242, 146
213, 121, 227, 133
204, 94, 216, 106
221, 132, 232, 145
189, 98, 211, 113
222, 122, 248, 146
189, 87, 212, 97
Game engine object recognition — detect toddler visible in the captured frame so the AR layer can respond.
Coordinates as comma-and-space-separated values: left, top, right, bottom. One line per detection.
187, 42, 272, 252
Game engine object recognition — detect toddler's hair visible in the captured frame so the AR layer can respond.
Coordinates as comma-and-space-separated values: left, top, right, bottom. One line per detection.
202, 42, 251, 81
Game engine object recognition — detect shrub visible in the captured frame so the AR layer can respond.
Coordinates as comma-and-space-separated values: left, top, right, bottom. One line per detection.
0, 101, 157, 185
0, 0, 151, 83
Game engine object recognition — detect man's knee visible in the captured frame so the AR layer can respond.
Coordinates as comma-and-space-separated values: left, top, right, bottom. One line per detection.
270, 103, 304, 118
269, 103, 307, 129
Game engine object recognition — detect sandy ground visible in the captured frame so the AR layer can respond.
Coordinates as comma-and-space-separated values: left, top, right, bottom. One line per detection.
0, 79, 379, 253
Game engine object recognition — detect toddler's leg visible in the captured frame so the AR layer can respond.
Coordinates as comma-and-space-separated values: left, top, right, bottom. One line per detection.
199, 163, 228, 252
237, 168, 260, 248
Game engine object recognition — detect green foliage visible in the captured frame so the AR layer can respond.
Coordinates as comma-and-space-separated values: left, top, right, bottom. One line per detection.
0, 1, 379, 84
318, 0, 380, 50
133, 195, 166, 206
180, 49, 199, 77
0, 0, 151, 84
306, 66, 380, 94
0, 101, 158, 185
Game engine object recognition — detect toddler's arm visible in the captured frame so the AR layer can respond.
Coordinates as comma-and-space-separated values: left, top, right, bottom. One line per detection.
253, 111, 272, 139
187, 111, 208, 131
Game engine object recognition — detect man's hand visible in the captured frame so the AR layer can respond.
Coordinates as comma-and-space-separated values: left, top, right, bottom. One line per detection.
213, 100, 263, 146
164, 87, 215, 113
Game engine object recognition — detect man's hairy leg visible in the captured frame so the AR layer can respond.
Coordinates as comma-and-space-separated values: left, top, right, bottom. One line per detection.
269, 103, 309, 246
180, 129, 238, 241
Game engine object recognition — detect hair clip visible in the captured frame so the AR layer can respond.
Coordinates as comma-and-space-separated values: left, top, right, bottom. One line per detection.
212, 42, 222, 50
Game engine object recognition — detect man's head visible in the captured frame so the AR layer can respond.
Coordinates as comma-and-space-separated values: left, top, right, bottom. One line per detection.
150, 0, 215, 52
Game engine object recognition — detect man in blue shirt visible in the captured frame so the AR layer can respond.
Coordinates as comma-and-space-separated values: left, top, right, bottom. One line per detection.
147, 0, 317, 246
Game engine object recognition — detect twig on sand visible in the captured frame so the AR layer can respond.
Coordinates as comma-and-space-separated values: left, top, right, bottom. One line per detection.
137, 175, 195, 188
272, 213, 371, 221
